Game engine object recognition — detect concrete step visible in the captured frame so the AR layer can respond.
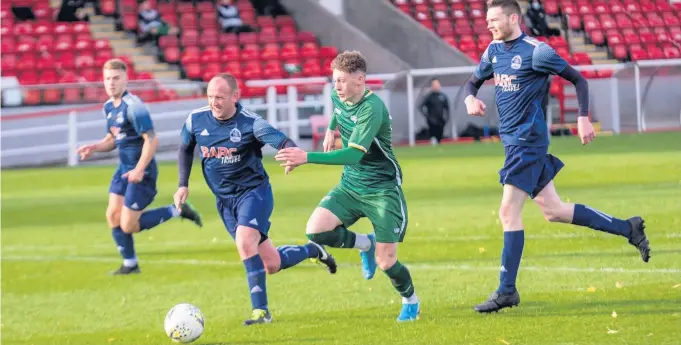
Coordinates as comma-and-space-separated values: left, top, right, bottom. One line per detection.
108, 38, 139, 49
571, 43, 599, 52
570, 36, 585, 45
92, 30, 127, 39
113, 46, 147, 56
153, 70, 182, 80
130, 55, 157, 65
587, 51, 609, 60
592, 59, 621, 65
89, 23, 116, 33
134, 62, 172, 72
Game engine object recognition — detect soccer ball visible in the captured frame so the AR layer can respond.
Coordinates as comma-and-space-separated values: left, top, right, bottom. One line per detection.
164, 303, 205, 343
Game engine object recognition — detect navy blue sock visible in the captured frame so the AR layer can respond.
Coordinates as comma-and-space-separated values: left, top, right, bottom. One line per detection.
497, 230, 524, 294
572, 204, 631, 238
277, 244, 319, 270
111, 226, 136, 262
139, 205, 178, 231
243, 254, 268, 311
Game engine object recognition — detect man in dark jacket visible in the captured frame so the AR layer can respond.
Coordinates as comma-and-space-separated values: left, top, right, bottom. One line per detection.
419, 79, 450, 144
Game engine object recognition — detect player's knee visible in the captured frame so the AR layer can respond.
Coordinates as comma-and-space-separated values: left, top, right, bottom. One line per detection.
498, 204, 518, 227
305, 217, 328, 234
105, 208, 121, 227
376, 248, 397, 271
376, 253, 397, 271
263, 262, 280, 275
235, 237, 259, 259
120, 221, 139, 234
541, 202, 569, 223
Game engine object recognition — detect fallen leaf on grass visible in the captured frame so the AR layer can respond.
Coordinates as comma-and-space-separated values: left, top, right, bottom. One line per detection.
672, 283, 681, 288
648, 333, 654, 337
498, 339, 511, 345
108, 338, 116, 342
607, 328, 618, 335
587, 286, 597, 292
615, 281, 623, 288
479, 247, 486, 253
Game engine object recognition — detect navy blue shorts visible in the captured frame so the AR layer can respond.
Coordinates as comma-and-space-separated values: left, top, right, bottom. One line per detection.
109, 165, 158, 210
216, 182, 274, 241
498, 145, 564, 199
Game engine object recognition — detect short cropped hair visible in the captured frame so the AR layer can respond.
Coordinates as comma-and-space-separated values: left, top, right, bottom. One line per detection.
103, 58, 128, 72
213, 73, 239, 91
487, 0, 522, 17
330, 51, 367, 74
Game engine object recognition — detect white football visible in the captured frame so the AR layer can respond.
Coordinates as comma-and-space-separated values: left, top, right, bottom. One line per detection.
164, 303, 205, 343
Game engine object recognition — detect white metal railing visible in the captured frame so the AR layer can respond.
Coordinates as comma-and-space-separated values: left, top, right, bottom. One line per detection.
2, 60, 680, 168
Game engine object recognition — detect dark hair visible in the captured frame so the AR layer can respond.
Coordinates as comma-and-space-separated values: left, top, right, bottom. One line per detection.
487, 0, 522, 17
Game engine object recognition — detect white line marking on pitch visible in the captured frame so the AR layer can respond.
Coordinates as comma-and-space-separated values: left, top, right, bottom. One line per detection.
2, 255, 679, 274
4, 232, 680, 252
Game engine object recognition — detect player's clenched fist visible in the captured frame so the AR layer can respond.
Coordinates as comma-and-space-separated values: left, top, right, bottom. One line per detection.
174, 186, 189, 212
323, 130, 335, 152
464, 95, 487, 117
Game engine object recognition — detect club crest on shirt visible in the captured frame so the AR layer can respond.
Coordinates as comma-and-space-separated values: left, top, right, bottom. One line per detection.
511, 55, 522, 70
230, 128, 242, 143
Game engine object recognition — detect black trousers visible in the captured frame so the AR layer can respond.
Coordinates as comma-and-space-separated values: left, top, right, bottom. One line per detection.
428, 124, 444, 143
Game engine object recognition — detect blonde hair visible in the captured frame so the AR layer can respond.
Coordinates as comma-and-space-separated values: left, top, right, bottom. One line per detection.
330, 51, 367, 74
103, 58, 128, 72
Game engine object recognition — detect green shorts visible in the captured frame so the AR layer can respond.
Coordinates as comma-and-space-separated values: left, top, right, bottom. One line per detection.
318, 184, 408, 243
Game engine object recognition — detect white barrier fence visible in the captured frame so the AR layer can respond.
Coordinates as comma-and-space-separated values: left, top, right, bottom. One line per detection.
1, 59, 680, 168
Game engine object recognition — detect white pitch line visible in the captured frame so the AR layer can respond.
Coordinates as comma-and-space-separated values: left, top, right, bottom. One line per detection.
4, 232, 680, 252
2, 255, 680, 274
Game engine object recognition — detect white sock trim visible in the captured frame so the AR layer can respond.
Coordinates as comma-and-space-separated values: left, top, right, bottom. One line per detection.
402, 293, 418, 304
169, 206, 181, 217
354, 234, 372, 252
123, 258, 138, 267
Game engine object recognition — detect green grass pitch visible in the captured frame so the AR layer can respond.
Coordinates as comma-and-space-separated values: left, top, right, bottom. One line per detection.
2, 132, 680, 345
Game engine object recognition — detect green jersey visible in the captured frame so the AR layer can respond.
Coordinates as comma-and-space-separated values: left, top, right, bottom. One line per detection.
330, 89, 403, 192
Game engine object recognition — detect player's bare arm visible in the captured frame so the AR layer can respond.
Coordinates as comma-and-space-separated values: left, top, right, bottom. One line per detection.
76, 133, 116, 160
123, 130, 157, 183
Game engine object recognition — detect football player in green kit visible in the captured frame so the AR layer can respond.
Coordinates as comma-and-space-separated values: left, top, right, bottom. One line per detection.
275, 51, 419, 322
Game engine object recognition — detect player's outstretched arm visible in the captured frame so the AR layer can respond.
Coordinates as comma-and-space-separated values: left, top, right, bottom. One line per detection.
175, 120, 196, 211
275, 102, 380, 168
323, 114, 338, 152
76, 133, 116, 160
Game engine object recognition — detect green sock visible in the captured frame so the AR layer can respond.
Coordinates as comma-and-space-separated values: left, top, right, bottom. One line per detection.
384, 261, 415, 298
307, 226, 357, 248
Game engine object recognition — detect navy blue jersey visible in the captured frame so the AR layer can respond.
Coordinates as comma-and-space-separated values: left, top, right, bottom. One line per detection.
474, 33, 568, 147
103, 90, 156, 170
181, 104, 292, 199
